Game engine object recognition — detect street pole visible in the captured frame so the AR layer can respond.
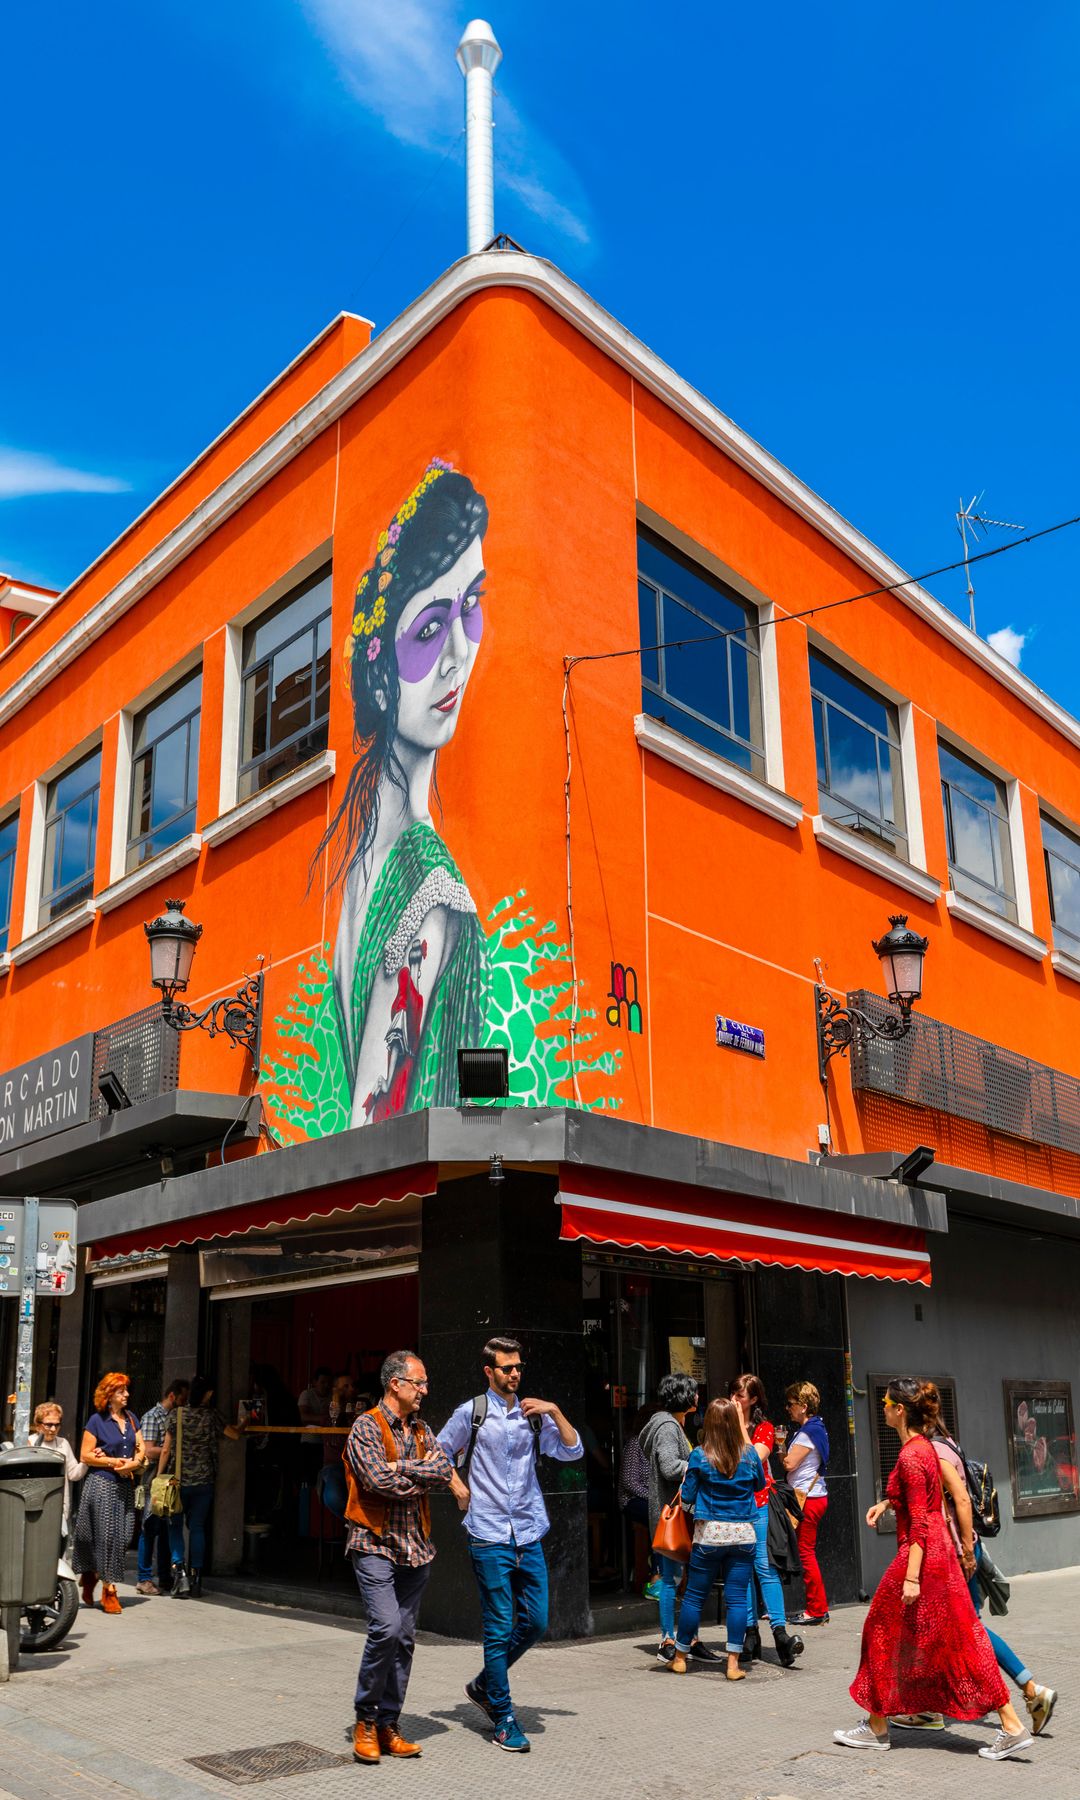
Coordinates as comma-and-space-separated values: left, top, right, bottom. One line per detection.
12, 1195, 38, 1448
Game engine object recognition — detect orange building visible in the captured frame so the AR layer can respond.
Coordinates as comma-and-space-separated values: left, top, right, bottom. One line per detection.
2, 249, 1079, 1630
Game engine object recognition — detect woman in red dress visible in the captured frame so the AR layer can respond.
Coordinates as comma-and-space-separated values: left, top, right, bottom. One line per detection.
834, 1378, 1034, 1761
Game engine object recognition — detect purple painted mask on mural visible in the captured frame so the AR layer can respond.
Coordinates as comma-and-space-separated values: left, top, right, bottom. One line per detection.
395, 576, 485, 684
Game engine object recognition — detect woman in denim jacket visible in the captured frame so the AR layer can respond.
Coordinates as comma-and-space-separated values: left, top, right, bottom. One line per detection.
670, 1399, 765, 1681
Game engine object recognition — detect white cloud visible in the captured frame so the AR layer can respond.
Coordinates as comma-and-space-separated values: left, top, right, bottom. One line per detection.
0, 447, 130, 500
987, 625, 1029, 668
301, 0, 590, 245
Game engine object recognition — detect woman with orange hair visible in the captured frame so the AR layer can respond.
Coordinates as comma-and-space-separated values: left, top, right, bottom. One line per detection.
73, 1374, 147, 1614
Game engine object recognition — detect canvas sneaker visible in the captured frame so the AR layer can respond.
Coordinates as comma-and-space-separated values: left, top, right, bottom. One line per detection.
833, 1722, 891, 1750
492, 1714, 530, 1753
656, 1638, 676, 1664
891, 1712, 945, 1729
978, 1727, 1034, 1760
1025, 1685, 1057, 1735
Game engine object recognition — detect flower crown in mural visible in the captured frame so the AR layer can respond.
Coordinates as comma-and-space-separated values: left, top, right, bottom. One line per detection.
343, 458, 455, 671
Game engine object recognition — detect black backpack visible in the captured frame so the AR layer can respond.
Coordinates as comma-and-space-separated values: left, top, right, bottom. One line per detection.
457, 1392, 542, 1483
944, 1434, 1001, 1539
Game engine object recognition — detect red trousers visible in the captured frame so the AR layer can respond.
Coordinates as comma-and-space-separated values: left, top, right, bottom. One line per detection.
796, 1495, 829, 1617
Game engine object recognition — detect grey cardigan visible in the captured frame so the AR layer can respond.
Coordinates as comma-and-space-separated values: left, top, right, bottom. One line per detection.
639, 1411, 691, 1535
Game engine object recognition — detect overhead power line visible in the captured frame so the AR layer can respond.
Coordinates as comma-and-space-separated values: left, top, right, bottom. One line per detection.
563, 509, 1080, 672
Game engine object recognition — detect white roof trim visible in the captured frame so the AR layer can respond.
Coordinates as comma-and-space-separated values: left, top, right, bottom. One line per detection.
1, 252, 1076, 752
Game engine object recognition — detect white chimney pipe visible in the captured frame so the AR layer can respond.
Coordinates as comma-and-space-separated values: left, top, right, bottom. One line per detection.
455, 19, 502, 254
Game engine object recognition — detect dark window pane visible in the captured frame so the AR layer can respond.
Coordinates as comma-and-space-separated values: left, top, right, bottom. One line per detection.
245, 568, 332, 668
50, 749, 101, 814
186, 716, 201, 806
244, 667, 270, 763
946, 784, 998, 886
1048, 851, 1080, 943
730, 637, 752, 744
809, 651, 892, 736
132, 753, 154, 838
638, 580, 660, 686
821, 706, 881, 822
149, 725, 190, 828
638, 532, 749, 635
133, 670, 201, 755
662, 596, 731, 733
939, 744, 1002, 812
1043, 815, 1080, 866
812, 696, 827, 788
59, 792, 95, 891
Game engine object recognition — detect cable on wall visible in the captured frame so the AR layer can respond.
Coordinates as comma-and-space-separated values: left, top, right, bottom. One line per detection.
559, 510, 1080, 1095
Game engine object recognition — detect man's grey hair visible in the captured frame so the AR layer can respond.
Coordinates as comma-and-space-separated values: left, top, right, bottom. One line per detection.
381, 1350, 420, 1391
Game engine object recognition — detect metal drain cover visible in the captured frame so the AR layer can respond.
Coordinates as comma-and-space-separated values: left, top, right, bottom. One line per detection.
187, 1741, 350, 1785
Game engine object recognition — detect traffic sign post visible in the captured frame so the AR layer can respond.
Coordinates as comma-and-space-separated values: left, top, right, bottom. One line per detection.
0, 1195, 77, 1679
1, 1197, 78, 1447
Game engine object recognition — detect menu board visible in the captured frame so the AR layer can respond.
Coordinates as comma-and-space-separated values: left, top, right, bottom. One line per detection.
1003, 1380, 1080, 1519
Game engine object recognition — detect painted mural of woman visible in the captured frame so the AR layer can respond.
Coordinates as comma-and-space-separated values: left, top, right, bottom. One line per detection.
317, 460, 489, 1125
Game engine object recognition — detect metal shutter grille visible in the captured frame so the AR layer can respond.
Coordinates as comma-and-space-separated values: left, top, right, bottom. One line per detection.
868, 1374, 959, 1503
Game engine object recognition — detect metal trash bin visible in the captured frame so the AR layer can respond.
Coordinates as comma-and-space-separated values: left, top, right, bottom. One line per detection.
0, 1447, 65, 1610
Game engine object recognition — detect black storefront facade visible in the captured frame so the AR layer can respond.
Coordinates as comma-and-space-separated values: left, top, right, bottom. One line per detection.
34, 1102, 942, 1638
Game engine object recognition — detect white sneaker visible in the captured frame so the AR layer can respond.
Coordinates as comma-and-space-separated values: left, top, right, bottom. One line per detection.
978, 1727, 1034, 1760
833, 1722, 891, 1750
1025, 1684, 1057, 1735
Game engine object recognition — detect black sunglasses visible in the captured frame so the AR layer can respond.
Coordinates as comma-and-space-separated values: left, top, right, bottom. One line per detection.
495, 1362, 525, 1373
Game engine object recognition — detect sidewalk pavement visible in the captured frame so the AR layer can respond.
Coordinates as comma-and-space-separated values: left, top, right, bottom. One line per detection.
0, 1566, 1073, 1800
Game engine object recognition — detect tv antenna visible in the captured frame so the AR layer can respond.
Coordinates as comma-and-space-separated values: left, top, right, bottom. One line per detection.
956, 493, 1025, 634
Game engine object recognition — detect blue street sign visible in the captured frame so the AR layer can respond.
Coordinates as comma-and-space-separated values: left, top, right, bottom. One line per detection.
716, 1016, 766, 1059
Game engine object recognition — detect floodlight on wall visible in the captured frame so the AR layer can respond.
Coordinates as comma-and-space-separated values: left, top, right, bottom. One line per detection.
98, 1069, 132, 1113
458, 1045, 509, 1101
815, 914, 930, 1084
144, 898, 263, 1069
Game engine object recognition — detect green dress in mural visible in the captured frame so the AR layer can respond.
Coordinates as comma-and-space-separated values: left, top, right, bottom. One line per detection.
260, 830, 625, 1142
344, 819, 486, 1118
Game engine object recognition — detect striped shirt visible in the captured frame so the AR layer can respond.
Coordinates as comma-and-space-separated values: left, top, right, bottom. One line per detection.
344, 1402, 453, 1566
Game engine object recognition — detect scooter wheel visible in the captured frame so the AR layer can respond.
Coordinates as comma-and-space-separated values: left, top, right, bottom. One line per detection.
21, 1577, 80, 1653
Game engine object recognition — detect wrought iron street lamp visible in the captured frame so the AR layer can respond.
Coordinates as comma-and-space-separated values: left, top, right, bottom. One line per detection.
144, 898, 263, 1068
815, 913, 929, 1083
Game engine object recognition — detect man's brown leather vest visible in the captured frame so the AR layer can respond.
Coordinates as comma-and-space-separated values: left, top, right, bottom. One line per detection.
343, 1406, 431, 1538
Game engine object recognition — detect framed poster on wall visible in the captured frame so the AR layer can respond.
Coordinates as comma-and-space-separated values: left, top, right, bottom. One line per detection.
1003, 1380, 1080, 1519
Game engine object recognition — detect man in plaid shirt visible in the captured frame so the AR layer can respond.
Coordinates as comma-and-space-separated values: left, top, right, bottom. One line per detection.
345, 1349, 464, 1765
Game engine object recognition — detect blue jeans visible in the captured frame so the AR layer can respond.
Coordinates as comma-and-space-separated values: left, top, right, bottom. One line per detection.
656, 1553, 683, 1642
969, 1542, 1031, 1688
675, 1542, 754, 1654
468, 1537, 549, 1720
745, 1504, 787, 1631
168, 1483, 214, 1571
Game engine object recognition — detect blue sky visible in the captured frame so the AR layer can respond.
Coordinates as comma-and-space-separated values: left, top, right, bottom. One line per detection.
4, 2, 1078, 705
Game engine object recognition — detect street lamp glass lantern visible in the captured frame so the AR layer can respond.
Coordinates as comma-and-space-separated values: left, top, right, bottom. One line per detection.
872, 914, 929, 1009
144, 898, 203, 999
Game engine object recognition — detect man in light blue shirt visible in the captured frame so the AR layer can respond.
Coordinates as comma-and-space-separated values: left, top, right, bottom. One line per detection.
438, 1334, 583, 1754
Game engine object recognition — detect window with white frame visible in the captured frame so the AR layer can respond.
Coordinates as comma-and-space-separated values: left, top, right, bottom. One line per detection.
127, 669, 202, 872
1042, 814, 1080, 956
637, 528, 764, 779
40, 748, 101, 927
0, 809, 18, 952
238, 566, 332, 802
940, 742, 1016, 921
810, 650, 907, 856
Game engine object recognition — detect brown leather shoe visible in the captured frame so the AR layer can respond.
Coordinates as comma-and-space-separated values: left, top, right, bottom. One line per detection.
352, 1722, 380, 1764
377, 1725, 421, 1758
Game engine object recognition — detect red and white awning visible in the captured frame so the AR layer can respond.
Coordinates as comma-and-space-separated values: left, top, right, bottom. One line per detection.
88, 1163, 437, 1261
558, 1166, 931, 1285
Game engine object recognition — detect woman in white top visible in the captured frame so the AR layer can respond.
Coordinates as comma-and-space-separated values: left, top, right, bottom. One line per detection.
30, 1400, 85, 1530
783, 1380, 830, 1625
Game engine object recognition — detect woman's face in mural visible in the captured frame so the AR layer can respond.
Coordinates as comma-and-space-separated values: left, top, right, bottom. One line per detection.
393, 534, 485, 752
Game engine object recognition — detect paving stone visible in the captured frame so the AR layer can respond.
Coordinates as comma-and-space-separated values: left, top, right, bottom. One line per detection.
0, 1569, 1070, 1797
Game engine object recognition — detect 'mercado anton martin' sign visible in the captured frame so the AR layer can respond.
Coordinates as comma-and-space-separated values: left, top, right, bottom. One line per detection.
0, 1035, 95, 1154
